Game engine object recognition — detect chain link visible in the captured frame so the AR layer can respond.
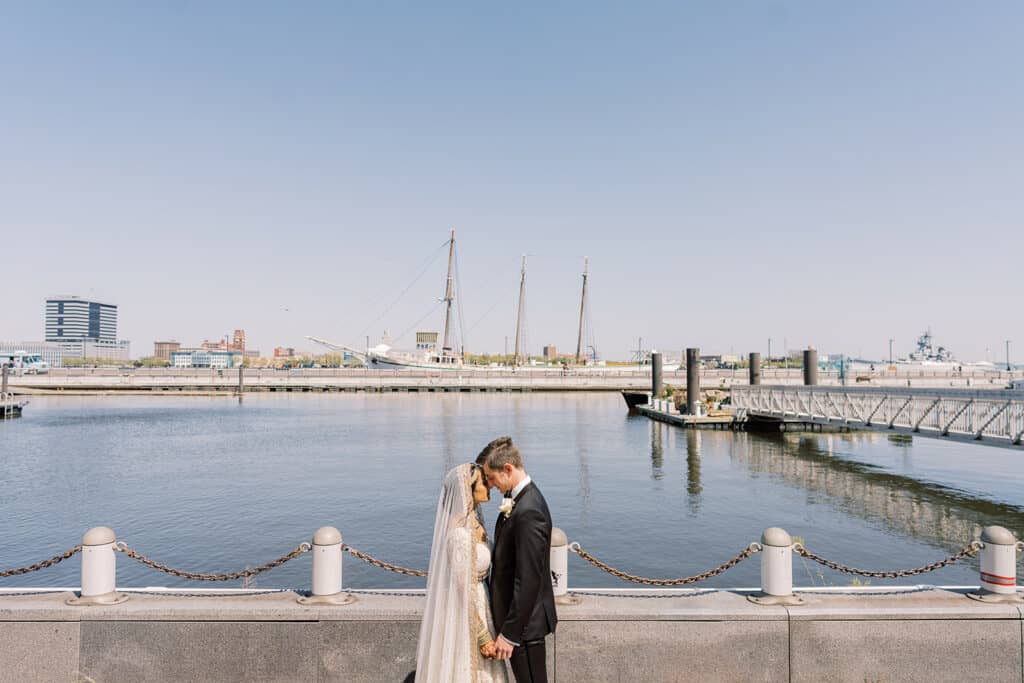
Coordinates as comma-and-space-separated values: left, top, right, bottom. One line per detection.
793, 542, 981, 579
568, 542, 760, 586
115, 542, 311, 582
0, 546, 81, 578
342, 545, 427, 577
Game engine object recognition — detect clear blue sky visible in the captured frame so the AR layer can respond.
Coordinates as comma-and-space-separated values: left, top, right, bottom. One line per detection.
2, 2, 1021, 362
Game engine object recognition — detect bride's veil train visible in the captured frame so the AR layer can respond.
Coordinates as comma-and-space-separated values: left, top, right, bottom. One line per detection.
415, 464, 480, 682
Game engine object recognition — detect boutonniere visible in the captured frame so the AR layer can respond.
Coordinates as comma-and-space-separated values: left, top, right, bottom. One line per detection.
499, 497, 515, 519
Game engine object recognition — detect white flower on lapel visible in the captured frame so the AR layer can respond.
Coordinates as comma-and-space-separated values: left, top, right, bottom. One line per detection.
499, 498, 515, 519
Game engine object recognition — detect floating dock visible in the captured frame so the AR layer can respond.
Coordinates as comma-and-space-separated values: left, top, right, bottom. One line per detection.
1, 395, 27, 419
637, 402, 737, 430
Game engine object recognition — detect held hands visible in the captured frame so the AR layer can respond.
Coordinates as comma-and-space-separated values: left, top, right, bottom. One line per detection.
492, 635, 515, 660
480, 637, 513, 660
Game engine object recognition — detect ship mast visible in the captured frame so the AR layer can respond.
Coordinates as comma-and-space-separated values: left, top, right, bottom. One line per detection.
440, 230, 456, 360
575, 256, 589, 365
513, 255, 526, 367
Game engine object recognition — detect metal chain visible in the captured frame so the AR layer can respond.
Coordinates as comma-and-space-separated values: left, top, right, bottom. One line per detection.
568, 542, 760, 586
0, 546, 81, 578
115, 542, 311, 582
793, 542, 981, 579
348, 589, 427, 597
120, 589, 296, 598
342, 545, 427, 577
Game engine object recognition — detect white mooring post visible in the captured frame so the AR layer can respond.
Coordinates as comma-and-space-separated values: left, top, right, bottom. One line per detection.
298, 526, 354, 605
67, 526, 128, 606
550, 527, 579, 605
748, 527, 803, 605
968, 526, 1023, 604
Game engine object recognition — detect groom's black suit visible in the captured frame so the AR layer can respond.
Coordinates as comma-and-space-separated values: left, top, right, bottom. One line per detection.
490, 480, 557, 683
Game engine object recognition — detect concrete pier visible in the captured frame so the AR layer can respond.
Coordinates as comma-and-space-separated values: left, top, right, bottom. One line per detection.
0, 588, 1021, 681
7, 366, 1019, 394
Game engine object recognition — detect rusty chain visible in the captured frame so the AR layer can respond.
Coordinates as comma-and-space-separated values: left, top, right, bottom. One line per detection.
568, 542, 760, 586
793, 542, 981, 579
342, 545, 427, 578
114, 542, 311, 582
0, 546, 81, 578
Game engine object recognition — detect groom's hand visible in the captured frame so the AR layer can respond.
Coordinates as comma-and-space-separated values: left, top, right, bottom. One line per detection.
493, 635, 515, 660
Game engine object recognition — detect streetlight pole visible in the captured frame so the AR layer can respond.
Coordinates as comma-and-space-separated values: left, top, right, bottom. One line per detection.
767, 338, 772, 367
888, 338, 894, 365
1007, 340, 1012, 372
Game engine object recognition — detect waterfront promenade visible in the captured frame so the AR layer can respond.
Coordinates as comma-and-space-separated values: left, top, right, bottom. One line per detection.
3, 521, 1023, 682
6, 367, 1017, 394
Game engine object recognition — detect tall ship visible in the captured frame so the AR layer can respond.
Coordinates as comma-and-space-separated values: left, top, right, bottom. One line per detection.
309, 231, 465, 370
309, 232, 596, 371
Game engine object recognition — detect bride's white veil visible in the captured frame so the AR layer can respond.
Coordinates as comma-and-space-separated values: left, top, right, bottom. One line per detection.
415, 463, 481, 682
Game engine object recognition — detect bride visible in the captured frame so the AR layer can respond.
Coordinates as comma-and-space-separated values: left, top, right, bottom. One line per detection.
415, 463, 510, 683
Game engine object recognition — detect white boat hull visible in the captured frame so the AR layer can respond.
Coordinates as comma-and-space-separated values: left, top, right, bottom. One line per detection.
368, 355, 463, 371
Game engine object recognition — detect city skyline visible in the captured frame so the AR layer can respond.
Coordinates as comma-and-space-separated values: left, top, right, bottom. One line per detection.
5, 283, 1017, 365
2, 4, 1021, 361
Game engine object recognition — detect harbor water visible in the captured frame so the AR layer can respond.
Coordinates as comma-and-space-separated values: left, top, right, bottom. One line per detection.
2, 394, 1022, 590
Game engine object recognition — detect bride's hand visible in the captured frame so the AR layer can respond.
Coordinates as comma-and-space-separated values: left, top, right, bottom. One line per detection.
480, 640, 496, 659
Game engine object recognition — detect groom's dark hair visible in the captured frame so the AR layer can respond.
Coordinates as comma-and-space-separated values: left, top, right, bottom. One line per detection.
476, 436, 523, 469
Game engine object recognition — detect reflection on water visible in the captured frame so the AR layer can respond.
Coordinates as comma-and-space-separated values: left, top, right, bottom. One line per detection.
740, 431, 1024, 552
649, 420, 664, 479
1, 394, 1023, 589
573, 399, 592, 518
685, 430, 702, 511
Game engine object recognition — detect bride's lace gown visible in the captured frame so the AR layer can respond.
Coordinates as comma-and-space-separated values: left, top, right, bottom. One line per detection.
471, 541, 509, 683
447, 528, 509, 683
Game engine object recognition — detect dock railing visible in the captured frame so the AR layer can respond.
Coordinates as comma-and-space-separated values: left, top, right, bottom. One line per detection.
732, 384, 1024, 447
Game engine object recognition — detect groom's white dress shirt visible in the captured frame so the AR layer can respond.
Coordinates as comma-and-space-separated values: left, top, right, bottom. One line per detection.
509, 475, 531, 501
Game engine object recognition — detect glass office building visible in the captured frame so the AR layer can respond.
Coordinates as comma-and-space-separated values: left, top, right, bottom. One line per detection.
45, 296, 130, 360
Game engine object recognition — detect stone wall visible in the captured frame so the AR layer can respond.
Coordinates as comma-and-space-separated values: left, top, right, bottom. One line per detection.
1, 588, 1021, 682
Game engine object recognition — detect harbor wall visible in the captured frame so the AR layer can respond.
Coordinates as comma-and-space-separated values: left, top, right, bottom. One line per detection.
1, 588, 1022, 682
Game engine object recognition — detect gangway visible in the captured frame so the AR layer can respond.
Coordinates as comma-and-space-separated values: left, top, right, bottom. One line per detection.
731, 385, 1024, 449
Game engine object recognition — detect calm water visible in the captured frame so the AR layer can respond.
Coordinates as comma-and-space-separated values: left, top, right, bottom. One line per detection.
2, 394, 1023, 589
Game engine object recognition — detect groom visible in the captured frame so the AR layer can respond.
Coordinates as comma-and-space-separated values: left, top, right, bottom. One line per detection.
477, 436, 557, 683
